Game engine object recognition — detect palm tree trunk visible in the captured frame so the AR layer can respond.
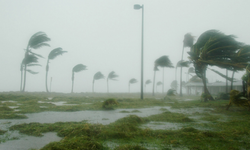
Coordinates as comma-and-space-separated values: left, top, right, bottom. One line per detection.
231, 71, 235, 91
180, 46, 184, 96
152, 70, 156, 96
20, 63, 23, 92
71, 72, 74, 93
50, 77, 52, 92
175, 67, 177, 81
22, 49, 29, 92
107, 79, 109, 93
92, 79, 95, 93
162, 67, 164, 93
201, 69, 214, 102
45, 60, 49, 93
226, 69, 228, 93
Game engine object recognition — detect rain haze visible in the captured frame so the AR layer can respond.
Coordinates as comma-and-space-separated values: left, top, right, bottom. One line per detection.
1, 0, 249, 93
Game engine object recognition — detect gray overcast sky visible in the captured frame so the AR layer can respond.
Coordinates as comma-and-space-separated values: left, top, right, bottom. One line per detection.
1, 0, 250, 93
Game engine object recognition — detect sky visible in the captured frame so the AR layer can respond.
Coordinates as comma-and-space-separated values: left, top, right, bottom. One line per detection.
0, 0, 250, 93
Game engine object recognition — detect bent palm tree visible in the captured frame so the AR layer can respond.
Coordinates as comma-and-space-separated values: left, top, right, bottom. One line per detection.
71, 64, 87, 93
145, 79, 151, 92
45, 48, 67, 92
152, 65, 159, 96
156, 81, 163, 93
107, 71, 119, 93
93, 72, 105, 92
129, 78, 137, 93
180, 33, 194, 96
188, 30, 245, 101
20, 54, 41, 91
155, 55, 174, 93
177, 60, 190, 94
22, 32, 50, 92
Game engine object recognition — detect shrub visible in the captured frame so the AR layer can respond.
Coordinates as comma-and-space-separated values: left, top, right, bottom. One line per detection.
102, 98, 118, 110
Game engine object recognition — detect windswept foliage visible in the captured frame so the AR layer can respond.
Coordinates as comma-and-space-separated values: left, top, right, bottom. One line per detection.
128, 78, 137, 92
93, 72, 105, 92
46, 48, 67, 92
71, 64, 87, 93
107, 71, 119, 93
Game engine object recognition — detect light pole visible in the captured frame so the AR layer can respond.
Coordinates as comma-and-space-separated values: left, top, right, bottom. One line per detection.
134, 4, 144, 100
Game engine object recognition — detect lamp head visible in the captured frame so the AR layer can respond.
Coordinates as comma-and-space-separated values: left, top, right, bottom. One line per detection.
134, 4, 142, 10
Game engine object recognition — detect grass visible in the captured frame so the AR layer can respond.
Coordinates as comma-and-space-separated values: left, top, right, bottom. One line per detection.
1, 92, 250, 149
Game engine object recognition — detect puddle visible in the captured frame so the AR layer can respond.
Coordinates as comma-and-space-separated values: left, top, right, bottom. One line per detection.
38, 101, 77, 106
39, 106, 48, 108
0, 132, 61, 150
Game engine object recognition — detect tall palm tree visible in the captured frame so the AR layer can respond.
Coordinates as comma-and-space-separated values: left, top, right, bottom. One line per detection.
177, 60, 190, 94
71, 64, 87, 93
155, 55, 174, 93
22, 32, 50, 92
107, 71, 119, 93
152, 65, 159, 96
45, 48, 67, 92
145, 79, 151, 92
20, 54, 41, 91
180, 33, 194, 96
129, 78, 137, 93
156, 81, 162, 93
188, 30, 245, 101
93, 72, 105, 92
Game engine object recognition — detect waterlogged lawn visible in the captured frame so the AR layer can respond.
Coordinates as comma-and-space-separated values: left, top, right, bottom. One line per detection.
0, 92, 250, 149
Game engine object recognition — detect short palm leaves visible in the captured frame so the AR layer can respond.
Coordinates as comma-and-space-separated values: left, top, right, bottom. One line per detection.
129, 78, 137, 92
46, 48, 67, 92
93, 72, 105, 92
71, 64, 87, 93
107, 71, 119, 93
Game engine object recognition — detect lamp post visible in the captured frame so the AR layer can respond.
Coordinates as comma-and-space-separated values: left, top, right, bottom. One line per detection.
134, 4, 144, 100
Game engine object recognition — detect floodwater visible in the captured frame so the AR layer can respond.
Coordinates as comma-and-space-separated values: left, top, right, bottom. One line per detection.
0, 100, 215, 150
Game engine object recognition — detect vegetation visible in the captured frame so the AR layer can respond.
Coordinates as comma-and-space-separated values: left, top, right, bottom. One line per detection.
102, 98, 118, 110
71, 64, 87, 93
128, 78, 137, 93
45, 47, 67, 92
93, 72, 105, 92
107, 71, 119, 93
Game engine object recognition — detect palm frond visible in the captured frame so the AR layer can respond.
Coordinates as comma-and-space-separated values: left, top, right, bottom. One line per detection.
145, 79, 151, 85
28, 32, 51, 49
72, 64, 87, 73
28, 51, 44, 58
129, 78, 137, 84
208, 68, 235, 82
26, 69, 39, 74
27, 63, 42, 67
94, 72, 105, 80
183, 33, 194, 48
155, 55, 174, 68
48, 47, 67, 60
154, 66, 159, 71
176, 60, 190, 68
156, 81, 162, 86
22, 54, 39, 65
188, 67, 195, 74
108, 71, 119, 80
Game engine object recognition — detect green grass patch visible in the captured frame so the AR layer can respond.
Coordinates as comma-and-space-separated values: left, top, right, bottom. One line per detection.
147, 111, 194, 123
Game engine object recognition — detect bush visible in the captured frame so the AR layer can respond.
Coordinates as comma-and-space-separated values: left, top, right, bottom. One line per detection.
216, 92, 229, 100
102, 98, 118, 110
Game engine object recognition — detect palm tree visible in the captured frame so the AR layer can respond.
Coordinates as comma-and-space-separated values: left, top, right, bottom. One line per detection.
145, 79, 151, 92
93, 72, 105, 92
170, 80, 178, 91
155, 55, 174, 93
152, 65, 159, 96
129, 78, 137, 93
177, 60, 190, 95
188, 30, 245, 101
156, 81, 162, 93
107, 71, 119, 93
22, 32, 50, 92
20, 54, 41, 91
45, 48, 67, 92
71, 64, 87, 93
180, 33, 194, 96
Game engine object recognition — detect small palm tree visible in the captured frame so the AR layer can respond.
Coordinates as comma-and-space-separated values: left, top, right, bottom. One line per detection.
71, 64, 87, 93
22, 32, 50, 92
155, 55, 174, 93
129, 78, 137, 93
177, 60, 190, 94
20, 54, 41, 91
180, 33, 194, 96
93, 72, 105, 92
152, 66, 159, 96
107, 71, 119, 93
45, 48, 67, 92
156, 81, 163, 93
145, 79, 151, 92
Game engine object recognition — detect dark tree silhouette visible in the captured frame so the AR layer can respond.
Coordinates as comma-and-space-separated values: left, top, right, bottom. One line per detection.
93, 72, 105, 92
45, 47, 67, 92
71, 64, 87, 93
129, 78, 137, 93
107, 71, 118, 93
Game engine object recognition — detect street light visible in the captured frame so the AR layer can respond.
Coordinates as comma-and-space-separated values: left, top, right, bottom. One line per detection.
134, 4, 144, 100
